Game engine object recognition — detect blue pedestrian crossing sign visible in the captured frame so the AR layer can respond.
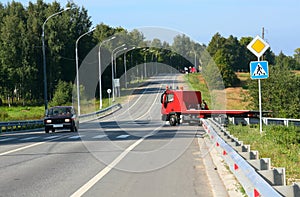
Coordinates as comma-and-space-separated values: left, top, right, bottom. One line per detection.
250, 61, 269, 79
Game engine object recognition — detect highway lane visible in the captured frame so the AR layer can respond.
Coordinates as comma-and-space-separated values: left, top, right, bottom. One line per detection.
0, 74, 225, 196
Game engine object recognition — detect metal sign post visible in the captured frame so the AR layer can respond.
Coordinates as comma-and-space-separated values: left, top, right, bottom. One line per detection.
247, 35, 270, 134
258, 58, 263, 134
107, 89, 111, 105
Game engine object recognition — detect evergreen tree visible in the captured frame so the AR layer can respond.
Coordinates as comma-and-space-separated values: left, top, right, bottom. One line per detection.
49, 80, 73, 106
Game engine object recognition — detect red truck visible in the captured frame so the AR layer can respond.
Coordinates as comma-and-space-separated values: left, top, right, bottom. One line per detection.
160, 87, 262, 126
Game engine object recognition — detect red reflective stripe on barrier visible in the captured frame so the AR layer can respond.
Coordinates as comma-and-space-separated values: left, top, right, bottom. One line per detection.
223, 150, 227, 155
254, 188, 261, 197
234, 163, 239, 170
216, 142, 219, 147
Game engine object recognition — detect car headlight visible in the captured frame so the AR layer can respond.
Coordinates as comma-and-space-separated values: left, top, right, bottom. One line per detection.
46, 119, 52, 123
65, 118, 71, 123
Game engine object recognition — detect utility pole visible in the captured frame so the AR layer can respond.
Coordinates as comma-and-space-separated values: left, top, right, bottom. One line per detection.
262, 27, 265, 60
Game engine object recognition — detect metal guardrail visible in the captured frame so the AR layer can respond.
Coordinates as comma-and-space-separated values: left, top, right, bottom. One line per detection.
202, 119, 300, 197
0, 120, 44, 133
263, 117, 300, 127
228, 117, 300, 127
79, 103, 122, 123
0, 104, 122, 133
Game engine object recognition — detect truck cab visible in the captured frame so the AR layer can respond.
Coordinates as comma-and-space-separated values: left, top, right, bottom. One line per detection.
161, 88, 204, 126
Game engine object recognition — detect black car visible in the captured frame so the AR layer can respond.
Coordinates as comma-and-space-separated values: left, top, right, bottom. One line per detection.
44, 106, 79, 133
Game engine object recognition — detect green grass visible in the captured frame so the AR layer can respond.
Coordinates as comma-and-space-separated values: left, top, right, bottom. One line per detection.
0, 106, 45, 121
0, 95, 128, 122
184, 73, 211, 103
228, 124, 300, 185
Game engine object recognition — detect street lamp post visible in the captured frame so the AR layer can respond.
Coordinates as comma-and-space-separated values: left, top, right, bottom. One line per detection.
98, 36, 116, 109
143, 48, 149, 78
42, 7, 70, 112
124, 47, 135, 88
75, 27, 96, 115
113, 47, 127, 97
193, 51, 197, 68
189, 50, 197, 67
155, 51, 159, 75
111, 44, 126, 102
114, 47, 127, 77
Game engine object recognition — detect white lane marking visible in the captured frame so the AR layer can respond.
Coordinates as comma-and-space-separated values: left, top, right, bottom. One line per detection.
68, 135, 84, 139
92, 135, 106, 139
116, 134, 130, 139
70, 77, 175, 197
0, 138, 16, 142
20, 136, 39, 141
70, 137, 145, 197
0, 135, 67, 156
44, 135, 60, 140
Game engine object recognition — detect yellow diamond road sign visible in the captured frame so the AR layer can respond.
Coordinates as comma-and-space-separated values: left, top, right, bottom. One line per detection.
247, 35, 270, 58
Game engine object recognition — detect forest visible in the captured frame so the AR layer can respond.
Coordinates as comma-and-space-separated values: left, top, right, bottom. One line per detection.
0, 0, 299, 118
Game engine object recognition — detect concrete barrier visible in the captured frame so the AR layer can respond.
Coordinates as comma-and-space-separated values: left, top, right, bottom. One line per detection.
258, 168, 286, 186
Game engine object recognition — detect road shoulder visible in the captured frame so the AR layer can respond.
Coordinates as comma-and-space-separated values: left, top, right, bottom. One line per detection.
197, 133, 245, 197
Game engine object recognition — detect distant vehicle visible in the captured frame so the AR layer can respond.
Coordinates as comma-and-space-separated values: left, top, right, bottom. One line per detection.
161, 87, 263, 126
44, 106, 79, 133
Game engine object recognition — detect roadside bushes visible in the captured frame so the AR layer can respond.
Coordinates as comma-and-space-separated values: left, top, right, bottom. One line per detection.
0, 111, 9, 121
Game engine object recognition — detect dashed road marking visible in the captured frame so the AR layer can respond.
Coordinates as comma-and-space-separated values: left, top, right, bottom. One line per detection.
68, 135, 84, 140
116, 134, 130, 139
0, 135, 68, 156
44, 135, 60, 140
20, 136, 39, 141
92, 135, 106, 139
0, 138, 16, 142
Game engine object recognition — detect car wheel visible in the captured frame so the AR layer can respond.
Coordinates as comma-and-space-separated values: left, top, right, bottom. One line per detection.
52, 129, 55, 133
45, 128, 49, 133
71, 126, 76, 132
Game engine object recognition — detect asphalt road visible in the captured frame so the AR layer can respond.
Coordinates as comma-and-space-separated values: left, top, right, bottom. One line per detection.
0, 74, 226, 197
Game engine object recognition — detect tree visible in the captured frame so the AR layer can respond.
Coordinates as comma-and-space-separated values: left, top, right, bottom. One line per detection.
248, 62, 300, 118
294, 48, 300, 70
239, 37, 256, 72
0, 1, 27, 104
276, 52, 298, 70
150, 38, 162, 48
213, 49, 240, 87
207, 32, 226, 57
206, 33, 241, 87
46, 1, 92, 95
49, 80, 73, 106
0, 1, 94, 105
172, 34, 193, 57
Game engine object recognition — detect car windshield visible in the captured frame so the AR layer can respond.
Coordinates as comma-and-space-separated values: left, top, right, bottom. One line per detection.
48, 107, 72, 116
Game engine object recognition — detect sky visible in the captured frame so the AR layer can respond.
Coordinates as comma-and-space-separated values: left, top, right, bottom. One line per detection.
5, 0, 300, 56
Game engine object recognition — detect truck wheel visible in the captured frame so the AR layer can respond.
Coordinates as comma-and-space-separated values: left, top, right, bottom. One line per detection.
169, 115, 177, 126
